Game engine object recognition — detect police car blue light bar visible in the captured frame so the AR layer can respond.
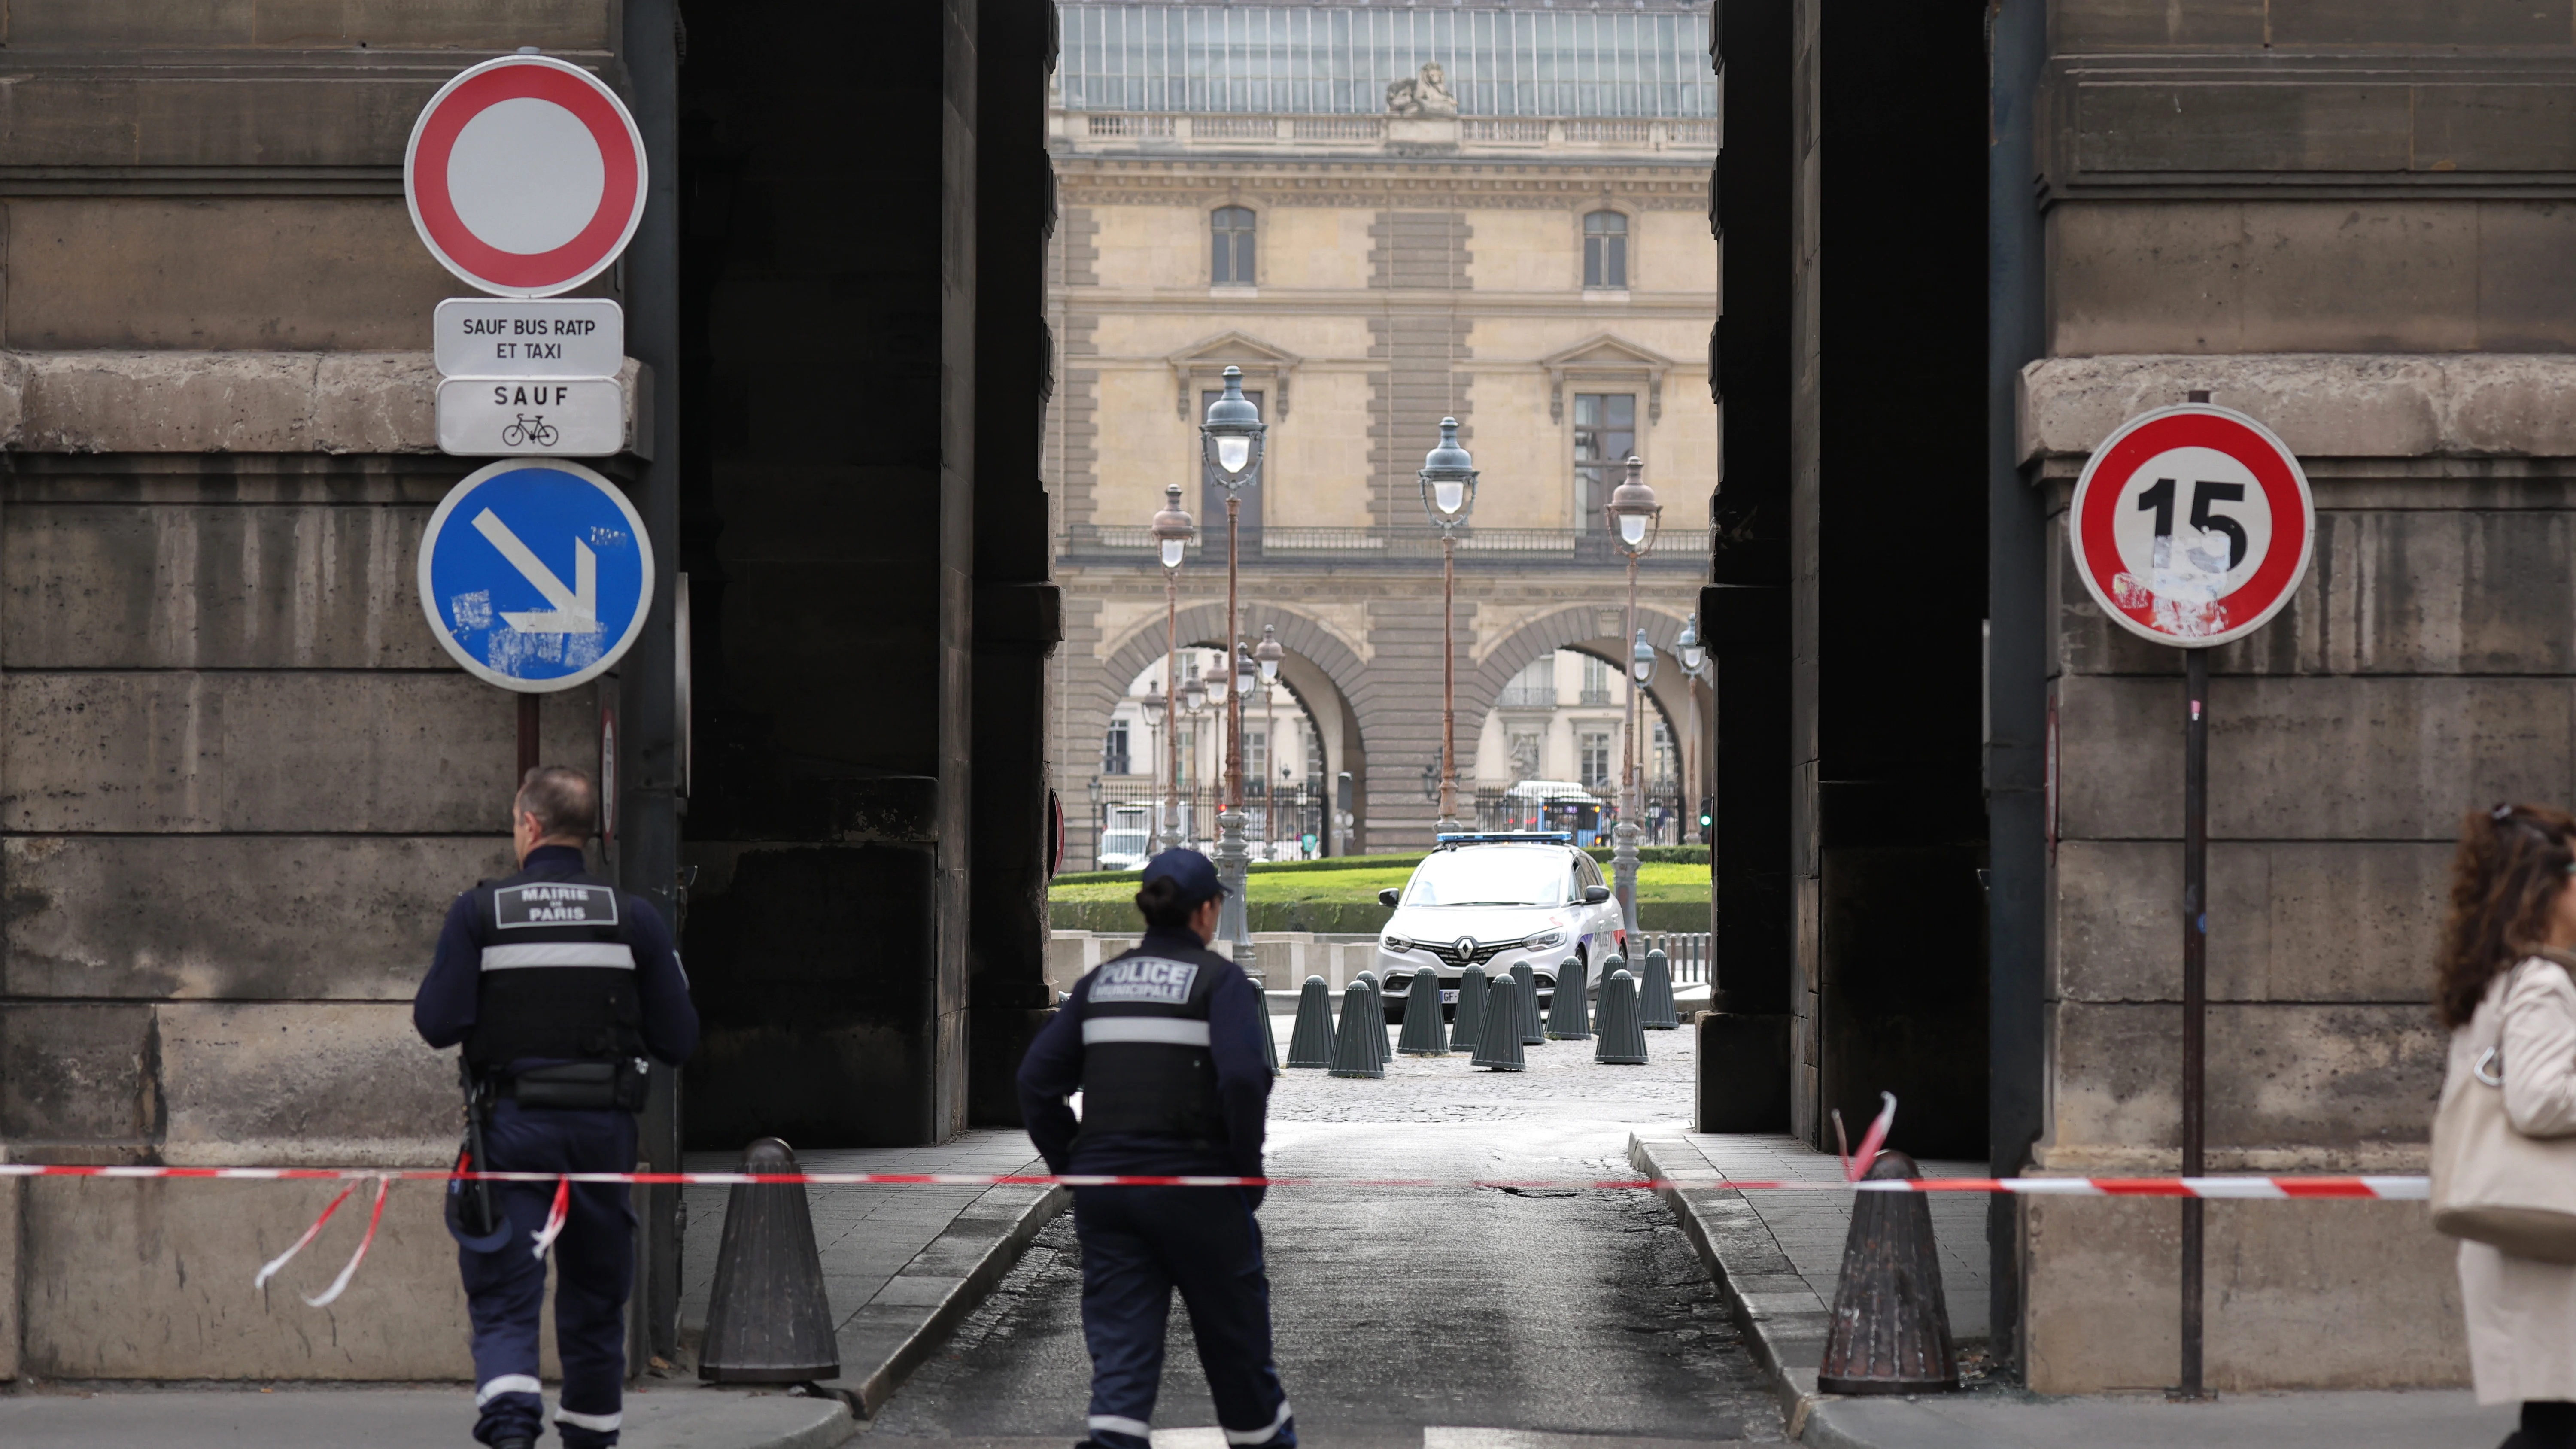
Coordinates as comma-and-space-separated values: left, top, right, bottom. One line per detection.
1432, 831, 1574, 846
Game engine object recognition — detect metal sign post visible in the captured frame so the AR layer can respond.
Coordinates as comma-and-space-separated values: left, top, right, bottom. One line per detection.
2066, 395, 2315, 1398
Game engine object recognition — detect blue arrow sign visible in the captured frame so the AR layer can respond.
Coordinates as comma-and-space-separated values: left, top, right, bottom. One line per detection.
416, 459, 654, 692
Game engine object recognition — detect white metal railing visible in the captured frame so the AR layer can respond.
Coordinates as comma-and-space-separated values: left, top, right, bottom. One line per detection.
1565, 119, 1655, 144
1087, 113, 1174, 138
1195, 115, 1280, 140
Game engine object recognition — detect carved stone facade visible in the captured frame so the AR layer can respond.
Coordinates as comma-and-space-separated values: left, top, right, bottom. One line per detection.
1047, 90, 1719, 863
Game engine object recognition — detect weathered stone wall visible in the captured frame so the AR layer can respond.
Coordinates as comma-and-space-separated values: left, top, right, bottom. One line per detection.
2015, 353, 2576, 1390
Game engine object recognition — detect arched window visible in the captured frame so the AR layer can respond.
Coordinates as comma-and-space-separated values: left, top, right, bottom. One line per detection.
1583, 210, 1629, 289
1212, 206, 1257, 286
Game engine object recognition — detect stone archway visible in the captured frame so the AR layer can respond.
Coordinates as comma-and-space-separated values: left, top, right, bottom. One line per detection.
1080, 601, 1375, 858
1466, 603, 1713, 824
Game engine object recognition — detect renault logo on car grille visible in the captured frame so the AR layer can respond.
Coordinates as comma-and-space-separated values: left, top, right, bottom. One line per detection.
1454, 936, 1476, 959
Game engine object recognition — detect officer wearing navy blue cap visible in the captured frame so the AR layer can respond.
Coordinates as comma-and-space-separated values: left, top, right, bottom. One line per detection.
414, 766, 699, 1449
1018, 848, 1294, 1449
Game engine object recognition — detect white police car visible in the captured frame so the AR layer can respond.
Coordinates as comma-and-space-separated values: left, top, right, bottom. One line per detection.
1372, 832, 1621, 1021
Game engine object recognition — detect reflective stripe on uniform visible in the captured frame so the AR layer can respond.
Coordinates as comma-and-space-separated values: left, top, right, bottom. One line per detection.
480, 943, 637, 972
1087, 1414, 1152, 1439
555, 1406, 623, 1431
476, 1374, 541, 1406
1223, 1398, 1294, 1445
1081, 1018, 1212, 1047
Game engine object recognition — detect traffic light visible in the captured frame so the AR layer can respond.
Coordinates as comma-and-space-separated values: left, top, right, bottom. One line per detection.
1698, 794, 1714, 846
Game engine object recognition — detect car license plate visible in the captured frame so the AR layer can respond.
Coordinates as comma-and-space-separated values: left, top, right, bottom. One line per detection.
1440, 989, 1459, 1004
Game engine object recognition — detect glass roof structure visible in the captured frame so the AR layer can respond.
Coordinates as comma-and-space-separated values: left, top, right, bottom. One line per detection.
1058, 5, 1717, 118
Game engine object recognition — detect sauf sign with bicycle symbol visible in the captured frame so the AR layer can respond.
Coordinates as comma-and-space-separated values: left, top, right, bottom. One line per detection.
406, 54, 647, 461
2067, 402, 2314, 647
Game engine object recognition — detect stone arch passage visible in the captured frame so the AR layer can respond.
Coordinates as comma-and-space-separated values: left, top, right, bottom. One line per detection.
1083, 601, 1375, 858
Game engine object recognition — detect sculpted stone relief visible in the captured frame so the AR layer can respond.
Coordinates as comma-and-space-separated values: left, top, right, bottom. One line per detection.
1385, 61, 1460, 118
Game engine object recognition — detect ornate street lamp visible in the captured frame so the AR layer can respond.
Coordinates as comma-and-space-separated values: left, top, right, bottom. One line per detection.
1179, 670, 1210, 844
1200, 367, 1268, 948
1418, 417, 1479, 833
1676, 614, 1708, 847
1150, 484, 1195, 849
1603, 456, 1662, 942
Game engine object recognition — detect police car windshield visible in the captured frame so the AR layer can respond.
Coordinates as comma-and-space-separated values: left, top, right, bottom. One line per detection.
1402, 848, 1570, 907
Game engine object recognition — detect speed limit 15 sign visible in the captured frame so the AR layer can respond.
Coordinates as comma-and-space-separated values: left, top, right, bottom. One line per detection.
2067, 404, 2316, 649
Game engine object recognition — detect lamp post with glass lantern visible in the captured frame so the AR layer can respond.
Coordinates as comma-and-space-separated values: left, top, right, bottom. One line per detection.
1603, 455, 1662, 942
1150, 483, 1196, 851
1199, 368, 1267, 945
1255, 625, 1285, 861
1631, 628, 1659, 837
1418, 417, 1480, 834
1675, 615, 1707, 845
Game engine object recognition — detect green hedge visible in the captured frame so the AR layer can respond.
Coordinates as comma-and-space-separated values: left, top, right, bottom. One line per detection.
1050, 898, 1710, 935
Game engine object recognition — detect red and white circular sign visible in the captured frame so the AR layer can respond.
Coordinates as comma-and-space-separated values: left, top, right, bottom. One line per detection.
2069, 404, 2315, 648
404, 55, 647, 298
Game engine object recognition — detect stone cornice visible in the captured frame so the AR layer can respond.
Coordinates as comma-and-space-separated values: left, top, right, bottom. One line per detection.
2020, 353, 2576, 465
0, 350, 649, 456
1057, 157, 1708, 211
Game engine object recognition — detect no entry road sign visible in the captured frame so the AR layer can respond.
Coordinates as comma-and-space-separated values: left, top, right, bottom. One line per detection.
417, 460, 654, 692
2067, 403, 2315, 648
405, 55, 647, 298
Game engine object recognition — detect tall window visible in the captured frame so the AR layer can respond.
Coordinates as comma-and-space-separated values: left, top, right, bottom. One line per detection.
1245, 726, 1268, 794
1499, 656, 1555, 708
1580, 731, 1614, 791
1212, 206, 1257, 285
1584, 210, 1629, 289
1580, 653, 1613, 706
1652, 719, 1676, 787
1574, 393, 1637, 529
1104, 719, 1132, 775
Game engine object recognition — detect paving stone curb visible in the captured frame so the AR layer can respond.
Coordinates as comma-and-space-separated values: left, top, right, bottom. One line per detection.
812, 1179, 1071, 1419
1628, 1132, 1835, 1441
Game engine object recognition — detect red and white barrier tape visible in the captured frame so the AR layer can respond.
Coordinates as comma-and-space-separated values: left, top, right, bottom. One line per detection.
0, 1163, 2432, 1198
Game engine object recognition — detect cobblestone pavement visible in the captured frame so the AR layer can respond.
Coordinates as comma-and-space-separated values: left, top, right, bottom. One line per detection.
865, 1016, 1785, 1447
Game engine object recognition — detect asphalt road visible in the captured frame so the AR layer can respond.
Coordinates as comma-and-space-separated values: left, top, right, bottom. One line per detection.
864, 1021, 1783, 1449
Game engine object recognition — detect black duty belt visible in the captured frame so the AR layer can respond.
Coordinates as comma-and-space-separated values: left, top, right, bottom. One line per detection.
502, 1059, 649, 1112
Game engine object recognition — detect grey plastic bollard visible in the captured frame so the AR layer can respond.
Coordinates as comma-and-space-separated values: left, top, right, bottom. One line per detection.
1544, 952, 1592, 1040
1285, 975, 1336, 1069
1640, 947, 1679, 1030
1449, 963, 1490, 1051
1397, 967, 1448, 1055
699, 1138, 841, 1382
1327, 979, 1385, 1079
1509, 960, 1544, 1045
1594, 969, 1648, 1065
1470, 975, 1527, 1072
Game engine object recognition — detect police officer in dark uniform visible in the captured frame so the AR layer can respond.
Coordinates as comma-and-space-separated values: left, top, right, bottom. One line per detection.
1017, 848, 1294, 1449
414, 766, 699, 1449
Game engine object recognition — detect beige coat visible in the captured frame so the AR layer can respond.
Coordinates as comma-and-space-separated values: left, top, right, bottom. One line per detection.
2454, 957, 2576, 1403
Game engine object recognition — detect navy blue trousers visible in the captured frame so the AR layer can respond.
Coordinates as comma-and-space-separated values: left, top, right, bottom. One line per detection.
1072, 1185, 1294, 1449
461, 1101, 637, 1448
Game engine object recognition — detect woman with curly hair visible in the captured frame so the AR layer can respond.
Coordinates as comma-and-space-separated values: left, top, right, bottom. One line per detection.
2438, 803, 2576, 1449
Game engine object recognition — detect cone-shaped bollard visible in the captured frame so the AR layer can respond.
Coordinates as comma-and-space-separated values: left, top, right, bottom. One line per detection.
1397, 968, 1449, 1056
1364, 974, 1392, 1069
1470, 975, 1527, 1072
699, 1139, 840, 1382
1599, 951, 1625, 989
1817, 1151, 1959, 1395
1594, 970, 1648, 1065
1509, 961, 1545, 1045
1285, 975, 1337, 1069
1450, 963, 1490, 1051
1640, 947, 1680, 1030
1327, 979, 1385, 1078
1545, 953, 1592, 1040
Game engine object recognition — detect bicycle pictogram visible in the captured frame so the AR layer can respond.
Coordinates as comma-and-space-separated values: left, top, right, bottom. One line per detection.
501, 415, 559, 449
